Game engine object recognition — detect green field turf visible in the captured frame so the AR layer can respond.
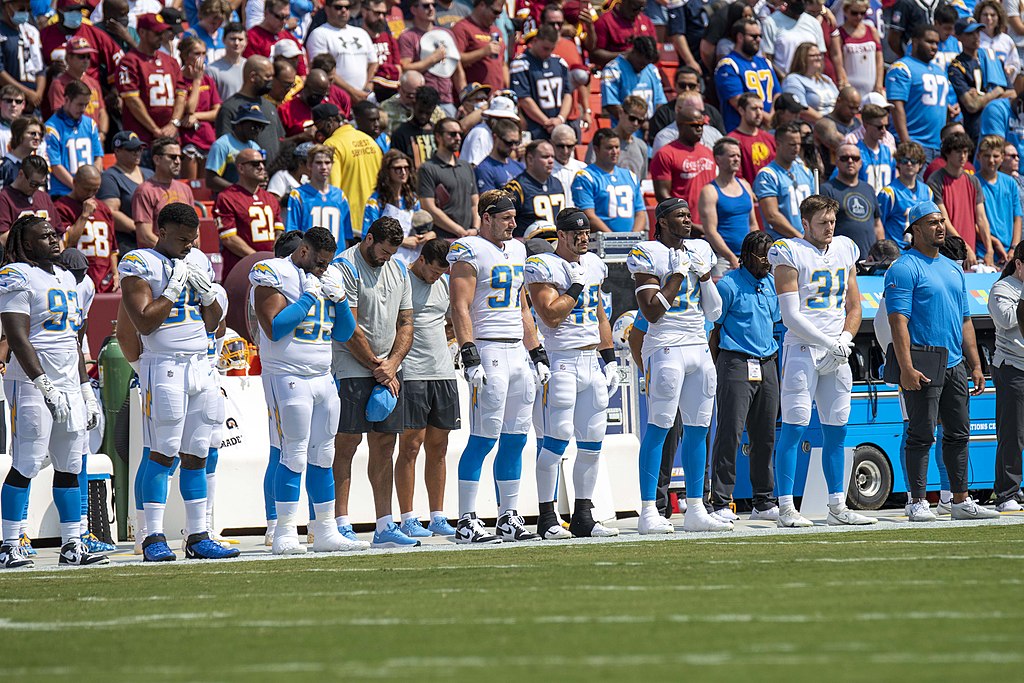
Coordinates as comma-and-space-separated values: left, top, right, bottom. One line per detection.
3, 525, 1022, 681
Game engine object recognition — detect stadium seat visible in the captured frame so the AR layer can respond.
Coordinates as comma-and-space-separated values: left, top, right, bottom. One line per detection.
190, 180, 214, 202
199, 217, 219, 254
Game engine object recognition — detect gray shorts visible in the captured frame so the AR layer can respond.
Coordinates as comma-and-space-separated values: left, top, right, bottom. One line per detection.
403, 379, 461, 431
337, 375, 406, 434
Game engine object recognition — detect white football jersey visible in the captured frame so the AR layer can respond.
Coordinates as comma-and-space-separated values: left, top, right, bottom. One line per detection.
207, 284, 228, 370
767, 235, 860, 346
249, 257, 334, 377
118, 247, 215, 356
77, 275, 95, 319
626, 239, 717, 354
447, 236, 527, 340
524, 251, 606, 350
0, 263, 82, 388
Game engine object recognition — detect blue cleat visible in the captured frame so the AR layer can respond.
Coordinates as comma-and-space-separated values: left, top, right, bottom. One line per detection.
338, 524, 361, 542
399, 518, 432, 538
427, 516, 457, 537
82, 533, 116, 553
142, 534, 177, 562
184, 532, 241, 560
372, 522, 421, 548
18, 534, 37, 557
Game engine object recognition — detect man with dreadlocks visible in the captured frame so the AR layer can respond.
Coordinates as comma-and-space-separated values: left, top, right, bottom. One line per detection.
0, 215, 107, 569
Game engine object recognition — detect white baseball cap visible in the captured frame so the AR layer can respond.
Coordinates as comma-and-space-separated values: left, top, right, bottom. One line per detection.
272, 40, 303, 59
863, 92, 894, 109
483, 96, 521, 122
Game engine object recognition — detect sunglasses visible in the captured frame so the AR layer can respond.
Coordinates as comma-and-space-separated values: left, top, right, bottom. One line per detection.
838, 155, 861, 162
500, 137, 522, 146
442, 130, 462, 137
1006, 153, 1020, 159
25, 130, 42, 138
273, 11, 290, 20
847, 9, 866, 16
2, 97, 25, 105
158, 153, 182, 160
626, 114, 645, 124
744, 33, 762, 39
26, 177, 47, 189
681, 117, 706, 127
391, 165, 411, 172
331, 3, 350, 9
419, 2, 435, 7
240, 159, 266, 167
896, 158, 919, 164
866, 121, 886, 129
548, 21, 564, 27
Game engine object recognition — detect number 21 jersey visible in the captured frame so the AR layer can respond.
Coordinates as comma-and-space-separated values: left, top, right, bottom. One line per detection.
215, 184, 284, 277
447, 236, 527, 340
116, 48, 183, 144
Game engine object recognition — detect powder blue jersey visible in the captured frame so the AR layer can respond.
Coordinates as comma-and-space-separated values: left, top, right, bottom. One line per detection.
44, 111, 103, 197
714, 50, 779, 132
286, 183, 353, 251
571, 164, 644, 233
600, 55, 667, 126
885, 56, 954, 150
857, 140, 894, 194
877, 178, 933, 248
753, 159, 815, 239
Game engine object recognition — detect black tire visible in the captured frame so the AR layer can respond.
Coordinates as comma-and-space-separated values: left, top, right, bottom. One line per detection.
848, 445, 892, 510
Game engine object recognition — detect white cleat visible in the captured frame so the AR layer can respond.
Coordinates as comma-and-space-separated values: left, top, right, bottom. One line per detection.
936, 500, 953, 515
777, 506, 813, 528
538, 521, 571, 540
995, 499, 1024, 512
749, 505, 780, 521
827, 504, 877, 526
589, 522, 620, 537
712, 507, 740, 522
310, 520, 369, 552
272, 524, 307, 555
637, 509, 674, 534
951, 498, 1001, 520
907, 500, 937, 522
684, 506, 734, 532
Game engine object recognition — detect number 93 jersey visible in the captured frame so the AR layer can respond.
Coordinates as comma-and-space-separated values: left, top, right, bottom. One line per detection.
767, 235, 860, 346
524, 251, 606, 350
118, 247, 215, 356
447, 236, 527, 340
249, 257, 335, 376
0, 263, 82, 387
626, 239, 717, 354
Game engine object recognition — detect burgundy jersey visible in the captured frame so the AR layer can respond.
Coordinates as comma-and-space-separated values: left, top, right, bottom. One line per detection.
40, 22, 124, 86
176, 73, 222, 153
279, 89, 352, 136
116, 48, 183, 144
370, 30, 400, 90
0, 187, 58, 237
215, 184, 283, 277
54, 196, 119, 292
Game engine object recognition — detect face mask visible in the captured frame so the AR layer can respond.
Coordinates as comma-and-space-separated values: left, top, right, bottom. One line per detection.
113, 15, 130, 28
256, 81, 273, 97
63, 11, 84, 30
305, 91, 325, 107
12, 11, 30, 25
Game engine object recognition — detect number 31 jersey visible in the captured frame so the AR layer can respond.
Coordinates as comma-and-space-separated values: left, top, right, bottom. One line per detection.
0, 263, 82, 387
118, 247, 215, 356
767, 235, 860, 346
524, 251, 606, 350
249, 257, 335, 377
215, 184, 284, 276
447, 236, 527, 340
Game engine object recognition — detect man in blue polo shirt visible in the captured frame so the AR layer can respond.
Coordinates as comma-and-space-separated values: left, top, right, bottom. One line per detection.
884, 200, 999, 522
708, 231, 781, 523
753, 122, 814, 240
44, 80, 104, 198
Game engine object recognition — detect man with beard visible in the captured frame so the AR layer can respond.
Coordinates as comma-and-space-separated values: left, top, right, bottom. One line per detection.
715, 18, 780, 134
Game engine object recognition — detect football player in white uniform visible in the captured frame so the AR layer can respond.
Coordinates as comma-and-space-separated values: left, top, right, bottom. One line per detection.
0, 216, 108, 568
526, 209, 621, 539
627, 198, 732, 534
448, 189, 546, 544
767, 195, 876, 527
119, 203, 240, 561
251, 226, 365, 554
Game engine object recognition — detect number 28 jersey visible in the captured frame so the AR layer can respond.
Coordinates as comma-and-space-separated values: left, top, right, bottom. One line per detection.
524, 251, 606, 350
118, 247, 215, 356
215, 184, 284, 276
116, 48, 183, 144
447, 236, 527, 340
767, 236, 860, 347
0, 263, 82, 388
249, 257, 335, 377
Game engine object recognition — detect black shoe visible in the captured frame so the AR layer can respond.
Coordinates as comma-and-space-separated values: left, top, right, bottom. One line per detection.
58, 538, 110, 566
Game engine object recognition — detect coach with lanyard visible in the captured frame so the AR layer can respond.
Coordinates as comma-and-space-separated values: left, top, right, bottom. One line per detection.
884, 201, 999, 522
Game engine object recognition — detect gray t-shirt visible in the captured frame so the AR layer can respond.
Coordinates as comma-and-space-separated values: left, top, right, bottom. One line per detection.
208, 57, 245, 102
332, 244, 413, 379
417, 153, 477, 239
821, 177, 880, 259
405, 271, 454, 380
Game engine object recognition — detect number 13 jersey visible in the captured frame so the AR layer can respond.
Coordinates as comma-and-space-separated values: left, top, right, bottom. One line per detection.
447, 236, 527, 340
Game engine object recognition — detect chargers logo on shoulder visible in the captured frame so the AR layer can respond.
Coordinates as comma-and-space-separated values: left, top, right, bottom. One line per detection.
524, 255, 552, 279
627, 246, 654, 270
120, 252, 148, 276
449, 242, 473, 259
251, 262, 281, 286
0, 265, 26, 292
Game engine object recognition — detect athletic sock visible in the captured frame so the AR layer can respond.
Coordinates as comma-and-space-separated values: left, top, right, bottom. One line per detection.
276, 500, 299, 528
79, 453, 89, 535
573, 442, 602, 501
142, 456, 172, 536
638, 425, 670, 502
335, 515, 350, 528
376, 515, 393, 533
312, 501, 335, 524
775, 423, 808, 498
457, 480, 479, 518
179, 467, 208, 537
779, 495, 795, 509
681, 426, 710, 500
205, 449, 219, 531
134, 446, 150, 516
495, 433, 528, 513
828, 494, 846, 508
820, 424, 849, 495
400, 511, 418, 523
53, 484, 80, 545
264, 446, 281, 521
496, 481, 520, 515
430, 510, 445, 520
940, 490, 952, 504
536, 437, 568, 504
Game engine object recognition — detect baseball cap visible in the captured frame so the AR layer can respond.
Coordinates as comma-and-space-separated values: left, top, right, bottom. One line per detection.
293, 142, 314, 158
365, 384, 398, 423
482, 96, 520, 121
58, 247, 89, 273
113, 131, 145, 150
65, 37, 97, 55
862, 92, 894, 109
311, 102, 341, 122
232, 103, 271, 125
775, 93, 808, 113
160, 7, 184, 33
137, 13, 172, 33
955, 18, 984, 35
272, 40, 303, 59
458, 82, 491, 105
907, 200, 941, 228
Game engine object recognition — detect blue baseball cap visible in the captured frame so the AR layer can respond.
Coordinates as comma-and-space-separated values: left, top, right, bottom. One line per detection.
955, 19, 984, 35
906, 201, 941, 230
365, 384, 398, 423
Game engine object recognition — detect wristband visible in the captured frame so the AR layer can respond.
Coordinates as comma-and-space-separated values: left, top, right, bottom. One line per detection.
600, 348, 616, 364
529, 345, 550, 367
460, 342, 481, 369
565, 282, 584, 300
655, 292, 671, 311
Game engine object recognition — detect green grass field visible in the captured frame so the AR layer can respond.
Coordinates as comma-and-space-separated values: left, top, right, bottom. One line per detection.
3, 525, 1022, 681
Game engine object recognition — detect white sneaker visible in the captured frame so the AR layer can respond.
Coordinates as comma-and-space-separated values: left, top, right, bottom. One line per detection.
827, 504, 877, 526
712, 507, 740, 522
589, 522, 620, 537
951, 498, 1000, 520
637, 508, 674, 534
907, 500, 937, 522
684, 506, 734, 532
936, 500, 953, 515
271, 524, 306, 555
749, 506, 780, 521
995, 499, 1024, 512
777, 505, 813, 528
310, 519, 369, 552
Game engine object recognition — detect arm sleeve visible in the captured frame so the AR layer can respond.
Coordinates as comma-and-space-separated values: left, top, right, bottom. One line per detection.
698, 278, 723, 323
778, 290, 835, 347
332, 300, 357, 341
270, 292, 317, 341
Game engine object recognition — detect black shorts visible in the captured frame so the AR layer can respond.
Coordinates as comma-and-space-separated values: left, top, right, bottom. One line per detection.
403, 379, 461, 431
337, 376, 406, 434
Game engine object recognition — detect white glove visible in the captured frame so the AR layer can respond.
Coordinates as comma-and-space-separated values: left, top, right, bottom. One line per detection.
688, 249, 712, 278
604, 360, 621, 397
161, 259, 189, 303
33, 375, 70, 423
819, 332, 855, 375
301, 272, 322, 298
81, 382, 100, 431
567, 261, 587, 287
534, 360, 551, 385
668, 248, 691, 276
320, 265, 347, 303
186, 261, 218, 306
465, 363, 487, 388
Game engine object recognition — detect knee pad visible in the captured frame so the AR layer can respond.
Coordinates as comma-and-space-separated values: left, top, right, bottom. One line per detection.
4, 468, 31, 489
52, 470, 79, 489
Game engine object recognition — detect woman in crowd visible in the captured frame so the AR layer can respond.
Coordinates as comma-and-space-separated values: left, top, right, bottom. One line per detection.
267, 142, 311, 207
783, 43, 840, 123
363, 149, 429, 265
838, 0, 884, 98
178, 36, 223, 181
0, 117, 45, 189
976, 0, 1022, 88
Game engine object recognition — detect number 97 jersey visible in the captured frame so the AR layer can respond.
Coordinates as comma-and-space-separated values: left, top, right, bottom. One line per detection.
767, 236, 860, 346
447, 236, 527, 340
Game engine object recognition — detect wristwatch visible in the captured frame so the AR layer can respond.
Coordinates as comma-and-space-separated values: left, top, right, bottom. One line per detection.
171, 118, 182, 128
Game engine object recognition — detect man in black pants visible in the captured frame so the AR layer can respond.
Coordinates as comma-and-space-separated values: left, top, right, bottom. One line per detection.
708, 232, 781, 522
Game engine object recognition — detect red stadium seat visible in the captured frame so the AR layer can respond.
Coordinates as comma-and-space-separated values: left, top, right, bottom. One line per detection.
190, 180, 213, 202
199, 217, 219, 254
